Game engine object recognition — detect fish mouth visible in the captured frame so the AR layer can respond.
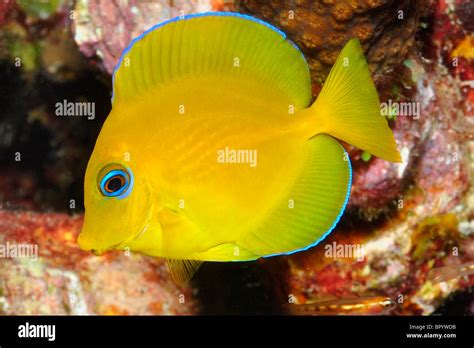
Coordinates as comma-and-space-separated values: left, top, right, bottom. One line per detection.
91, 248, 107, 256
79, 203, 154, 255
78, 221, 150, 256
90, 240, 125, 255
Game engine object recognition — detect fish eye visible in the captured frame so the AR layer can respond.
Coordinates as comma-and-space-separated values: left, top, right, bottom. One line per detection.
97, 163, 133, 198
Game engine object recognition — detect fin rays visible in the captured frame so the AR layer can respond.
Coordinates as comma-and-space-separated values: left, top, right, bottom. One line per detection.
166, 259, 202, 285
240, 134, 351, 257
308, 39, 401, 162
111, 12, 311, 109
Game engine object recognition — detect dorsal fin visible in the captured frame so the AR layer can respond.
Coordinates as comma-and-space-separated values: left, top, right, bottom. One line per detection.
112, 12, 311, 109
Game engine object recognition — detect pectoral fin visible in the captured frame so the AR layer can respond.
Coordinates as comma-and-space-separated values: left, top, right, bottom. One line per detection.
158, 207, 201, 258
158, 208, 204, 283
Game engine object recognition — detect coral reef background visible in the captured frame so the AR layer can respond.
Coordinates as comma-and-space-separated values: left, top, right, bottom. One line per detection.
0, 0, 473, 315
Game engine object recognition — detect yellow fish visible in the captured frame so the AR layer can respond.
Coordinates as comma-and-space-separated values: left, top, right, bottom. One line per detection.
78, 12, 401, 283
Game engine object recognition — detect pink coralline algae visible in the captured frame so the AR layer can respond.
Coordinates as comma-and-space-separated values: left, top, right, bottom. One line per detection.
348, 57, 470, 216
72, 0, 217, 74
0, 211, 198, 315
1, 0, 473, 316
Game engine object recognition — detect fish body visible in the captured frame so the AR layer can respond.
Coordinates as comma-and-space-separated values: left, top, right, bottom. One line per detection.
78, 12, 401, 283
284, 296, 396, 316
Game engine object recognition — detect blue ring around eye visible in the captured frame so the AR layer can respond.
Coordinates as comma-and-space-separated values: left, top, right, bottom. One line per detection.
99, 167, 134, 199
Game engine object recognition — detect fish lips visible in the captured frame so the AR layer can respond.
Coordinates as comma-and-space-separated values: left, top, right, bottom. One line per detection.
77, 231, 113, 255
77, 223, 144, 256
78, 231, 141, 256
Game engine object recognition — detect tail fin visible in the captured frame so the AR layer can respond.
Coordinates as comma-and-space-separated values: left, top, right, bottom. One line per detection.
307, 39, 401, 163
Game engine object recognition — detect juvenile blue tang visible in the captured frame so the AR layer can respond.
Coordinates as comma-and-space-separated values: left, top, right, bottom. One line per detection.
78, 12, 401, 283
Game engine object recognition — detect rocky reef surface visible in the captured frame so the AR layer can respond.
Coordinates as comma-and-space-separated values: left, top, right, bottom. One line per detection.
0, 0, 473, 315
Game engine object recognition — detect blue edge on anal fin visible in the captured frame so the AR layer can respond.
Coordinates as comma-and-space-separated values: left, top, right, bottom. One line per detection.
263, 146, 352, 258
111, 11, 352, 258
111, 11, 307, 103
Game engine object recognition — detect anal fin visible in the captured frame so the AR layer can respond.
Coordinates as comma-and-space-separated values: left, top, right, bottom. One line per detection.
240, 134, 351, 256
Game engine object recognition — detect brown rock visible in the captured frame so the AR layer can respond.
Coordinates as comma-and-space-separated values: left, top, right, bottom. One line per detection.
236, 0, 424, 84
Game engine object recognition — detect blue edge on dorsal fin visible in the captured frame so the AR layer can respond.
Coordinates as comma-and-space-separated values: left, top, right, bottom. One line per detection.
110, 11, 352, 259
111, 11, 306, 103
